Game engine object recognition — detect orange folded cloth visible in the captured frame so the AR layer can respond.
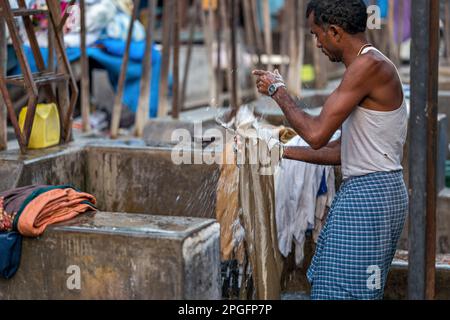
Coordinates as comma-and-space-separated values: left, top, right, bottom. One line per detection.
18, 188, 97, 237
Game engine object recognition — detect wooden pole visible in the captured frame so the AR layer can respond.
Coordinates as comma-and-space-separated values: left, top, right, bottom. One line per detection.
110, 0, 140, 138
181, 0, 200, 110
216, 0, 223, 107
262, 0, 273, 70
80, 0, 90, 132
0, 15, 6, 150
157, 0, 174, 118
230, 0, 238, 113
397, 0, 404, 64
387, 0, 399, 66
242, 0, 259, 98
251, 0, 264, 68
135, 0, 156, 137
445, 0, 450, 64
171, 0, 180, 119
200, 0, 218, 108
219, 0, 233, 105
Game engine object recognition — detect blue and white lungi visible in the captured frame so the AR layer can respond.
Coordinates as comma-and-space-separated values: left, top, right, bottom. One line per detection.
307, 171, 408, 300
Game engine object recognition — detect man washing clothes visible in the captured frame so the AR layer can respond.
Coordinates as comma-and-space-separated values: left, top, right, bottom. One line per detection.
253, 0, 408, 300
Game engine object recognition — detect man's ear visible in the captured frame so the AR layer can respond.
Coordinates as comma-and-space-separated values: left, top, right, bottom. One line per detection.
328, 25, 343, 42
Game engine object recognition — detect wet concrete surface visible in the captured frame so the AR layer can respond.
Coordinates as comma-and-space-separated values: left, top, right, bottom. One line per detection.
0, 212, 221, 300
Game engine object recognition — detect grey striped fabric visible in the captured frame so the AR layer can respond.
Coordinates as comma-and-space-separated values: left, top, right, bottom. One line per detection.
307, 171, 408, 300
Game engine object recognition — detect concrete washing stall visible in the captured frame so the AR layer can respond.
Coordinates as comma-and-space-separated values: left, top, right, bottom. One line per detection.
0, 141, 222, 300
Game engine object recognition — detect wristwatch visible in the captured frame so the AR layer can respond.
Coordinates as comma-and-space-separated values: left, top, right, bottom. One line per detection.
268, 82, 286, 97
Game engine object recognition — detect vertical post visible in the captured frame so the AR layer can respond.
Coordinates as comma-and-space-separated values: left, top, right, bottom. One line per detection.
157, 0, 174, 118
219, 0, 233, 104
181, 0, 200, 110
230, 0, 238, 113
0, 15, 6, 150
80, 0, 90, 132
387, 0, 399, 66
397, 0, 404, 63
251, 0, 264, 68
262, 0, 272, 70
135, 0, 156, 137
111, 0, 140, 138
408, 0, 439, 300
216, 0, 223, 107
445, 0, 450, 64
171, 0, 180, 119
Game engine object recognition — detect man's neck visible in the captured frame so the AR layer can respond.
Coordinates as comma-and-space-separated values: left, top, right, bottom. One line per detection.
342, 35, 370, 68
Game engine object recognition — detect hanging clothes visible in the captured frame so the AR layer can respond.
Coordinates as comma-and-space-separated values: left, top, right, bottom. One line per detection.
275, 135, 337, 266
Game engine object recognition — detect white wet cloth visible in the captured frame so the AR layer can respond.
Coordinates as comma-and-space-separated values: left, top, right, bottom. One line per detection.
275, 135, 337, 266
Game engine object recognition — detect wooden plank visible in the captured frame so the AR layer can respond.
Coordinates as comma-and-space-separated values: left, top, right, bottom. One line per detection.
80, 0, 90, 132
0, 15, 6, 150
157, 0, 174, 118
110, 0, 140, 138
135, 0, 156, 137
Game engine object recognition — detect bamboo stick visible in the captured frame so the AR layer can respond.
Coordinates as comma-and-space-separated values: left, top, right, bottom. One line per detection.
262, 0, 273, 70
110, 0, 140, 138
157, 0, 174, 118
181, 0, 200, 110
80, 0, 90, 132
135, 0, 156, 137
171, 0, 180, 119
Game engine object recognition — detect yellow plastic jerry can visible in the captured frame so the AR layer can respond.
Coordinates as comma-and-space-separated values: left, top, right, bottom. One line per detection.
19, 103, 61, 149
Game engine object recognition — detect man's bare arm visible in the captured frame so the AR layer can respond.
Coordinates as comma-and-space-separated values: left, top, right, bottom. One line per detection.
253, 56, 380, 150
283, 139, 341, 165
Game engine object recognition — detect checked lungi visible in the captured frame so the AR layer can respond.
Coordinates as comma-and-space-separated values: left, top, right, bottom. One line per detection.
307, 171, 408, 300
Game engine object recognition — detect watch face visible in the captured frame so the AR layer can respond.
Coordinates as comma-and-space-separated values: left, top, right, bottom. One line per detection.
268, 84, 275, 96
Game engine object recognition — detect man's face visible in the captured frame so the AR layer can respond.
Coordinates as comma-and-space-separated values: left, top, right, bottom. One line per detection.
308, 13, 341, 63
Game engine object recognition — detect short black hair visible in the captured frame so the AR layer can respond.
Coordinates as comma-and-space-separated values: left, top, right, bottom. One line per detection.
306, 0, 368, 34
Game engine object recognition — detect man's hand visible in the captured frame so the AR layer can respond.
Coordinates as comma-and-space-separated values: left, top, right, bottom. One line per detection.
252, 69, 285, 96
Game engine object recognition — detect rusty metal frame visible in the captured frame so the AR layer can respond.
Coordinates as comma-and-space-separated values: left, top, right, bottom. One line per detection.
0, 0, 78, 152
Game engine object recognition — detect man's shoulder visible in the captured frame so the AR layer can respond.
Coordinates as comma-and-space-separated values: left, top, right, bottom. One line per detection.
345, 52, 393, 84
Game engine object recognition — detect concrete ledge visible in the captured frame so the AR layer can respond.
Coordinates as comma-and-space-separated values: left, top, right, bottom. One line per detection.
385, 251, 450, 300
0, 212, 221, 300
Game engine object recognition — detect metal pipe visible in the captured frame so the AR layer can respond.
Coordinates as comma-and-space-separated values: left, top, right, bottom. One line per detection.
408, 0, 439, 300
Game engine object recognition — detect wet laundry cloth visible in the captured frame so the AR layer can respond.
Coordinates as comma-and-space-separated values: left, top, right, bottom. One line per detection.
275, 136, 336, 266
0, 232, 22, 280
216, 142, 245, 262
233, 106, 284, 300
15, 188, 97, 238
307, 171, 408, 300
